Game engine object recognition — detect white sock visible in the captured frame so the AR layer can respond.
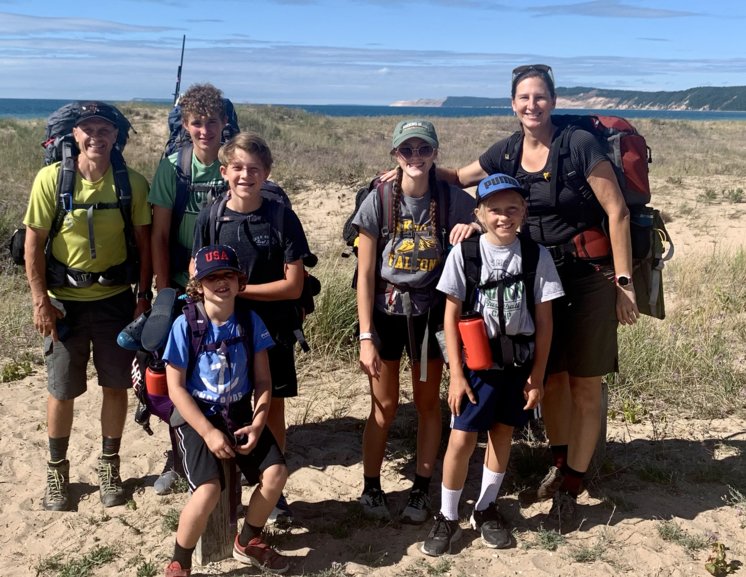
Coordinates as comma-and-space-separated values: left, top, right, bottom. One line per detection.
440, 485, 462, 521
474, 466, 505, 512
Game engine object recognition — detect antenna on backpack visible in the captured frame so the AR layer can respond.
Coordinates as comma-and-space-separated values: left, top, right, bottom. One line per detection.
172, 35, 186, 106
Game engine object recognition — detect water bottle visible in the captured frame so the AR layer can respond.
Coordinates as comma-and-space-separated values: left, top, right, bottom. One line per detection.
458, 313, 493, 371
145, 359, 169, 397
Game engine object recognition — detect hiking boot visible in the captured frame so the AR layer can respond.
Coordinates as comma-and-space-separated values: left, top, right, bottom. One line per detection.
518, 465, 564, 507
268, 494, 294, 526
164, 561, 190, 577
469, 502, 512, 549
97, 455, 126, 507
43, 460, 70, 511
400, 488, 430, 525
549, 491, 577, 533
359, 487, 391, 521
233, 534, 290, 574
421, 512, 462, 557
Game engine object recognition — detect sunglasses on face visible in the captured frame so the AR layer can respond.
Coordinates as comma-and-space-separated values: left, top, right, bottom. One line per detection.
512, 64, 554, 85
396, 145, 435, 160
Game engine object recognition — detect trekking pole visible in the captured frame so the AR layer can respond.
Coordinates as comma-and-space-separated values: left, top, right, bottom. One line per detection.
172, 34, 186, 106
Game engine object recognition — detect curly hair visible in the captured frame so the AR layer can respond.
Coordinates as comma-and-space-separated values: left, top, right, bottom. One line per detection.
179, 83, 226, 121
218, 132, 273, 172
185, 273, 248, 302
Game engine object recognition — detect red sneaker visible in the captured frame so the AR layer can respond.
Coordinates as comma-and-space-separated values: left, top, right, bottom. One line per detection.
233, 534, 290, 574
164, 561, 190, 577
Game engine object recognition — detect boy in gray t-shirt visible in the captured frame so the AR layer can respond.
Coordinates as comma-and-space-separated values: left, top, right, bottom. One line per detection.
422, 174, 563, 557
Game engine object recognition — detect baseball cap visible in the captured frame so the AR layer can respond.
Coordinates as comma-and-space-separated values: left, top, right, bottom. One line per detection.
193, 245, 244, 280
476, 173, 527, 204
392, 119, 439, 149
75, 101, 121, 127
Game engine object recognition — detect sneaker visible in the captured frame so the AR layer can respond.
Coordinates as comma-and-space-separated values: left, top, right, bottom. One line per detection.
233, 534, 290, 574
97, 455, 126, 507
43, 460, 70, 511
359, 487, 391, 521
154, 470, 181, 496
549, 491, 577, 533
469, 502, 512, 549
164, 561, 190, 577
421, 512, 462, 557
268, 494, 294, 526
400, 488, 430, 524
518, 465, 564, 507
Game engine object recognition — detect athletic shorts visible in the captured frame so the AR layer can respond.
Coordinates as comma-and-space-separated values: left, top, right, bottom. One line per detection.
548, 260, 618, 377
267, 332, 298, 398
372, 304, 444, 363
175, 412, 286, 491
451, 365, 533, 432
45, 289, 136, 400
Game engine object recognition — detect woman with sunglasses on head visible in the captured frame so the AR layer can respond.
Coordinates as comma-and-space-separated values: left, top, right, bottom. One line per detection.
433, 65, 639, 530
352, 120, 476, 524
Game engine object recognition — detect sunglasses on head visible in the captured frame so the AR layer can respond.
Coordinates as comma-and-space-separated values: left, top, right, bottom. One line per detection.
396, 144, 435, 160
512, 64, 554, 85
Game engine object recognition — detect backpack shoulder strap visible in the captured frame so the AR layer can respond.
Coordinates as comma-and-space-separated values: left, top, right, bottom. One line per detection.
236, 306, 255, 380
461, 235, 482, 313
500, 131, 523, 176
518, 233, 540, 318
184, 301, 209, 377
208, 193, 230, 246
436, 179, 451, 251
111, 149, 135, 248
377, 180, 394, 240
171, 144, 193, 230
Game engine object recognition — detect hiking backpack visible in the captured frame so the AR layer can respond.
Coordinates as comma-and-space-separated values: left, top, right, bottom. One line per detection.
8, 101, 139, 288
206, 192, 321, 352
461, 233, 540, 368
341, 176, 452, 288
500, 114, 673, 319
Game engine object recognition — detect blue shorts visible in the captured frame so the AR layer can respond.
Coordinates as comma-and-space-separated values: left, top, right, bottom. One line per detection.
451, 365, 533, 432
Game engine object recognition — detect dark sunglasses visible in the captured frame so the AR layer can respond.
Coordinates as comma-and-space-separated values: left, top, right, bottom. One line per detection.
512, 64, 554, 85
396, 144, 435, 160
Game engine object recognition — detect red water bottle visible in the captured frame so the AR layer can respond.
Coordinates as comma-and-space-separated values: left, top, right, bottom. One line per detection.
458, 313, 493, 371
145, 359, 169, 397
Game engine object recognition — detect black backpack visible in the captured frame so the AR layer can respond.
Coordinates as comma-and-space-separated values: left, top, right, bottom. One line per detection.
461, 233, 540, 368
205, 192, 321, 352
9, 101, 139, 288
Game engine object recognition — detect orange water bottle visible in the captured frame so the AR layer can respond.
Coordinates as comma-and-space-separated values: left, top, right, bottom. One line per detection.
145, 359, 169, 397
458, 313, 493, 371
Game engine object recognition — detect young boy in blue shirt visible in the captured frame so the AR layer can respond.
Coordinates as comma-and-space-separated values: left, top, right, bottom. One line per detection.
162, 245, 290, 576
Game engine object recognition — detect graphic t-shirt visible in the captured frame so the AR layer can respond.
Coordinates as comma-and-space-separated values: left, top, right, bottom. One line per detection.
148, 151, 224, 287
352, 184, 475, 315
163, 309, 273, 415
437, 235, 564, 366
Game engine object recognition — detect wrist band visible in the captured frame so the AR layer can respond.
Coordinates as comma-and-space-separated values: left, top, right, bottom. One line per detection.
359, 332, 374, 341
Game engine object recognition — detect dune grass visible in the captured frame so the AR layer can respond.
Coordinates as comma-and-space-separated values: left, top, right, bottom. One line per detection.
0, 105, 745, 421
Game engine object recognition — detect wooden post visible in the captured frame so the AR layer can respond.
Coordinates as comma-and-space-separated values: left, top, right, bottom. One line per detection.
194, 460, 241, 565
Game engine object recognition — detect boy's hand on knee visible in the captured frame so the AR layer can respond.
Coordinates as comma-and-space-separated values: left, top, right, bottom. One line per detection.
204, 427, 235, 460
448, 375, 475, 416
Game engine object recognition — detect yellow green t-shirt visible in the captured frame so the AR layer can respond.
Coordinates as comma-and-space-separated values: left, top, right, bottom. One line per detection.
23, 162, 151, 302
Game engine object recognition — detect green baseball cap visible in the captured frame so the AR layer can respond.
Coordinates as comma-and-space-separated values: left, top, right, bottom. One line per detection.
392, 119, 439, 149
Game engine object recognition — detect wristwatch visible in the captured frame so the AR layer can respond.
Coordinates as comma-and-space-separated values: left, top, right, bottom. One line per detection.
615, 274, 632, 287
136, 290, 154, 301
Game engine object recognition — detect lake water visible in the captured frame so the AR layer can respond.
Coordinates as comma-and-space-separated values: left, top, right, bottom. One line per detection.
2, 98, 746, 121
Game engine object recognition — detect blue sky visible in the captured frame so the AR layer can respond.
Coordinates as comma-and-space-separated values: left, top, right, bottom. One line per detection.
1, 0, 744, 104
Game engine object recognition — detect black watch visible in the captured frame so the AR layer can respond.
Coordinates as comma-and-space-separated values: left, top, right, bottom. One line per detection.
615, 275, 632, 287
137, 289, 154, 301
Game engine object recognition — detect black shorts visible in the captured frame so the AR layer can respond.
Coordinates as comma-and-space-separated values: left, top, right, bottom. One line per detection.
372, 304, 444, 363
267, 332, 298, 398
175, 416, 285, 491
451, 365, 533, 431
548, 260, 618, 377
